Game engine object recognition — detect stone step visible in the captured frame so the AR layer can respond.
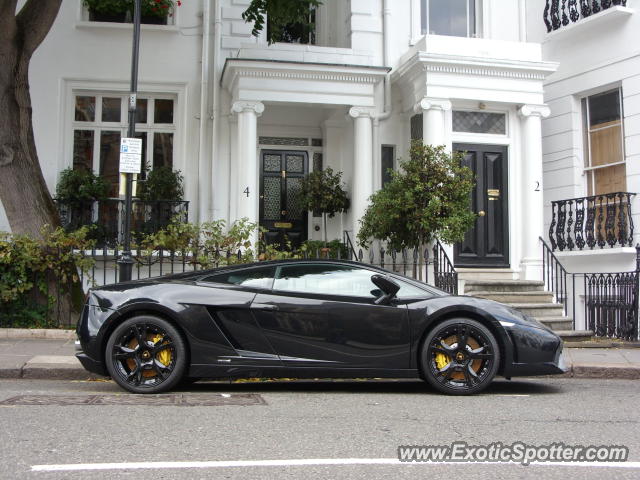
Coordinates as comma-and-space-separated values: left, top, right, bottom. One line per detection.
467, 291, 554, 304
457, 269, 519, 281
463, 280, 545, 293
556, 330, 594, 342
538, 316, 574, 331
509, 303, 565, 317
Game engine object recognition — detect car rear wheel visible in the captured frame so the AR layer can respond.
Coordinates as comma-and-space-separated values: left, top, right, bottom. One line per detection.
420, 318, 499, 395
105, 315, 187, 394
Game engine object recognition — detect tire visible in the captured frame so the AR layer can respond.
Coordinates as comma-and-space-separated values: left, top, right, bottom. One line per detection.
420, 318, 500, 395
105, 315, 187, 394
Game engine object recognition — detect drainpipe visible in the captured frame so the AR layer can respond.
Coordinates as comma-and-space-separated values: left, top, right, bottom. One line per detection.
210, 0, 221, 219
197, 0, 212, 223
372, 0, 392, 192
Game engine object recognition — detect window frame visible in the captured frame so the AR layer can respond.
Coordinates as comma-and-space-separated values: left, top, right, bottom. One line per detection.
70, 91, 177, 194
581, 87, 626, 196
420, 0, 482, 38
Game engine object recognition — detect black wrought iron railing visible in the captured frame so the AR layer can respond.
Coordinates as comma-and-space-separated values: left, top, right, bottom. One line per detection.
541, 236, 640, 340
544, 0, 627, 33
433, 240, 458, 295
56, 199, 189, 247
549, 192, 635, 251
541, 236, 575, 324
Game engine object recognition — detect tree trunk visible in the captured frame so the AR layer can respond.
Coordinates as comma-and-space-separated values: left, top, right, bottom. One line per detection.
0, 2, 80, 325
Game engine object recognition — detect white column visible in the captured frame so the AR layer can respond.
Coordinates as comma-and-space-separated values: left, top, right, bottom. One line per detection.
518, 104, 551, 280
348, 107, 375, 241
414, 97, 452, 148
230, 101, 264, 240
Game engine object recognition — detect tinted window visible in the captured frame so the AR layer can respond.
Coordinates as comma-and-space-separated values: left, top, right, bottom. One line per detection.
202, 267, 274, 289
274, 264, 428, 299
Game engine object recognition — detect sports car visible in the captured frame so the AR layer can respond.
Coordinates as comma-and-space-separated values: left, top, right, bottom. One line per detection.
76, 259, 567, 395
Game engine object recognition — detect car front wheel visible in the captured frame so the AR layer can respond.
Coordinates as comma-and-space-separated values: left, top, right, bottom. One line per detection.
105, 315, 187, 394
421, 318, 500, 395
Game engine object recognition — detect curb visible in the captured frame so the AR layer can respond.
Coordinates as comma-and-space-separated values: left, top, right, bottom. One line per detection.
1, 364, 639, 382
0, 328, 76, 340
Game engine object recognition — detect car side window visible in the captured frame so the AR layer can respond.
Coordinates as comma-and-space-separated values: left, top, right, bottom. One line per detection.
274, 264, 377, 297
394, 278, 430, 299
201, 266, 275, 290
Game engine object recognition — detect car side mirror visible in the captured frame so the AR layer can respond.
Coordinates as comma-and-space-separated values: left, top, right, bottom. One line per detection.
371, 275, 400, 305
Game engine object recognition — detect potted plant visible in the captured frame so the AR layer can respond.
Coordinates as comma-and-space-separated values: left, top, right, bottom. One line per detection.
54, 167, 109, 237
83, 0, 130, 23
141, 0, 181, 25
300, 167, 349, 245
136, 166, 185, 235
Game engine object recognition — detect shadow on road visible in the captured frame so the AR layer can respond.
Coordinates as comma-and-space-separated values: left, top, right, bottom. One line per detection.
173, 377, 563, 396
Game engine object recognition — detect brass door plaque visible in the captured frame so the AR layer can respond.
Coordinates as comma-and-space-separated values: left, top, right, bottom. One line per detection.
274, 222, 293, 229
487, 189, 500, 197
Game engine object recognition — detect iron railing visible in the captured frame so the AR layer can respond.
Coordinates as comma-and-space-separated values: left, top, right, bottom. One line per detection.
541, 236, 640, 340
433, 241, 458, 295
56, 198, 189, 247
544, 0, 627, 33
549, 192, 635, 251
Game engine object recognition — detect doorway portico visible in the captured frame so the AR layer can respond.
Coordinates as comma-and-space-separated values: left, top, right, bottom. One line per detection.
221, 58, 388, 243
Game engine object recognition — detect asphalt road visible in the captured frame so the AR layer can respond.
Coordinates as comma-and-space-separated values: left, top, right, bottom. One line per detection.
0, 377, 638, 479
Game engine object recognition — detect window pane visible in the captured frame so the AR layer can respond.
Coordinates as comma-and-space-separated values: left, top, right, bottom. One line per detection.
411, 114, 423, 140
381, 146, 394, 187
428, 0, 470, 37
102, 97, 121, 122
395, 279, 429, 298
136, 98, 148, 124
75, 96, 95, 122
73, 130, 94, 171
153, 132, 173, 169
588, 90, 621, 127
453, 111, 506, 134
99, 131, 121, 197
203, 267, 275, 289
134, 132, 148, 178
274, 264, 378, 297
589, 123, 623, 167
154, 99, 174, 124
588, 164, 627, 196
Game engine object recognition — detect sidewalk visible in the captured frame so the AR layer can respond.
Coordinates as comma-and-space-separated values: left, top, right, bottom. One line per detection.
1, 334, 639, 381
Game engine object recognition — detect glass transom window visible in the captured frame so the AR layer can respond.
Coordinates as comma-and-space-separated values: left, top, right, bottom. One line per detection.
453, 111, 506, 135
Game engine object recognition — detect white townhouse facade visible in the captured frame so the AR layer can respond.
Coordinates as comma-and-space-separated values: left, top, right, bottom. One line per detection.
2, 0, 564, 284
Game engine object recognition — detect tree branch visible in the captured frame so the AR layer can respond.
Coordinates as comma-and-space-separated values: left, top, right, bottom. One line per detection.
16, 0, 62, 58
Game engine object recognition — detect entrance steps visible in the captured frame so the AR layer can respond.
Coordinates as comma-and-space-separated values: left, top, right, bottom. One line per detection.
464, 279, 593, 342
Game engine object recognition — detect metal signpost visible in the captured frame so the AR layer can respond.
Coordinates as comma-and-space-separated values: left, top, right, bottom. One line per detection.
118, 0, 142, 282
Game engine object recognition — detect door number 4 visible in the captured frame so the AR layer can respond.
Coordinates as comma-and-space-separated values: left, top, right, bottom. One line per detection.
244, 187, 250, 198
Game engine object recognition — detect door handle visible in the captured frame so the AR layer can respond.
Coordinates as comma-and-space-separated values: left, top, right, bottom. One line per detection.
478, 210, 486, 217
251, 304, 279, 311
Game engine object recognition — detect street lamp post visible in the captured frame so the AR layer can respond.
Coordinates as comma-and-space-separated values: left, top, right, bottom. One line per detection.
118, 0, 142, 282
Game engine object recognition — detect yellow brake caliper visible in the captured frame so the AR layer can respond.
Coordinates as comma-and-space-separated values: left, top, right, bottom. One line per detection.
126, 333, 172, 378
152, 334, 172, 368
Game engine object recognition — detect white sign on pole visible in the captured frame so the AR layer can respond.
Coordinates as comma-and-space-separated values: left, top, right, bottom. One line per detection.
119, 137, 143, 173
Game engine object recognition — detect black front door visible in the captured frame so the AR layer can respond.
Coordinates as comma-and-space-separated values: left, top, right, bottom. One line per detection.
454, 144, 509, 267
260, 150, 308, 249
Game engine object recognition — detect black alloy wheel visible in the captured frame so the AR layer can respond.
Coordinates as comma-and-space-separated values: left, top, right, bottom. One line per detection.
421, 318, 499, 395
105, 315, 187, 394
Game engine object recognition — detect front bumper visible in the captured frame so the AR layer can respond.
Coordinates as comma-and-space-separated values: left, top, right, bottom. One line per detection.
503, 323, 568, 377
76, 352, 108, 377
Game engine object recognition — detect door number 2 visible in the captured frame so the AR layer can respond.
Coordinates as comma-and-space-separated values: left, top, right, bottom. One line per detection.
534, 181, 540, 192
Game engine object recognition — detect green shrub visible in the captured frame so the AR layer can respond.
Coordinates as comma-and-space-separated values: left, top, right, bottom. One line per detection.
0, 227, 96, 328
55, 168, 109, 206
137, 166, 184, 202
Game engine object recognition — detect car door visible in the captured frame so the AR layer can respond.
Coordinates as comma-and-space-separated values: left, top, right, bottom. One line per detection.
252, 263, 412, 370
198, 265, 282, 367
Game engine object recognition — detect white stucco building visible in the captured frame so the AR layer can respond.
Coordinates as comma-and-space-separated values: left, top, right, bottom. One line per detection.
11, 0, 640, 294
2, 0, 567, 283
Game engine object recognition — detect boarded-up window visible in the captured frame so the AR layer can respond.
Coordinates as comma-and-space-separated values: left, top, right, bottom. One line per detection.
582, 88, 626, 196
